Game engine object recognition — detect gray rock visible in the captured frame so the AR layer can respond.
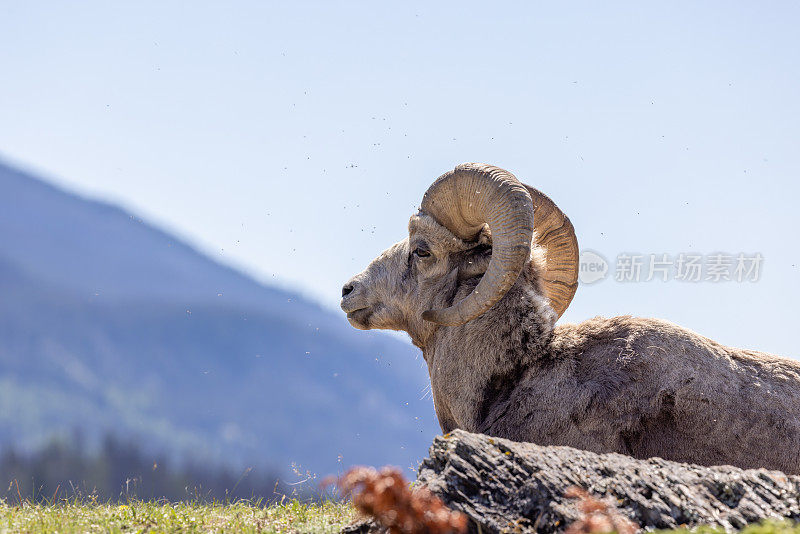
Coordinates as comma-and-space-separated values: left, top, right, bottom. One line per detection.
415, 430, 800, 532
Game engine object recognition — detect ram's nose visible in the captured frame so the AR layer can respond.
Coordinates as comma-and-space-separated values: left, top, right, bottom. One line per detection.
341, 283, 355, 297
340, 280, 363, 313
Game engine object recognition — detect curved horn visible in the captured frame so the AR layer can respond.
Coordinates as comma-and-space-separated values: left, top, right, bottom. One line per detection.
420, 163, 534, 326
524, 185, 579, 318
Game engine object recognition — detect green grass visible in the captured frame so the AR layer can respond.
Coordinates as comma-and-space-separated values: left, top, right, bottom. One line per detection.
659, 522, 800, 534
3, 500, 800, 534
0, 499, 357, 533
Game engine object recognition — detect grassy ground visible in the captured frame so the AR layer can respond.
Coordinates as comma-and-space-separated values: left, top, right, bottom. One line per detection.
3, 500, 800, 533
0, 499, 357, 533
667, 524, 800, 534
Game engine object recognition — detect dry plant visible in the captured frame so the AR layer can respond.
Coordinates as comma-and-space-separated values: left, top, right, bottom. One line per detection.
325, 466, 466, 534
564, 486, 638, 534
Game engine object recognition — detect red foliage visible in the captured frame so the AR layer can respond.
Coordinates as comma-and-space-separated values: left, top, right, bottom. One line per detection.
564, 486, 638, 534
325, 466, 467, 534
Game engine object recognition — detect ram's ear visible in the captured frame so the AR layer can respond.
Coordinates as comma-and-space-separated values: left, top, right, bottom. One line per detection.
458, 245, 492, 281
476, 224, 492, 246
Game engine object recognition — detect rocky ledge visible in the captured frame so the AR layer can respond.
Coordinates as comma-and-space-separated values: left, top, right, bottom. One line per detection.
414, 430, 800, 532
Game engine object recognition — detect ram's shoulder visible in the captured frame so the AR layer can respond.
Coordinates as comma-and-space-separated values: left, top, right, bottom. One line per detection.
553, 315, 690, 340
551, 315, 723, 358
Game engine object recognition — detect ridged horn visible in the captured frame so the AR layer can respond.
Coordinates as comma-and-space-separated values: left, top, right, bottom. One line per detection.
523, 185, 579, 318
420, 163, 534, 326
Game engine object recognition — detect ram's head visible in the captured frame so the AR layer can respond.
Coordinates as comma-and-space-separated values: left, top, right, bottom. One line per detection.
340, 163, 579, 344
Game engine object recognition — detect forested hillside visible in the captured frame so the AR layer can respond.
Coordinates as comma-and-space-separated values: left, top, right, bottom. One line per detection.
0, 160, 440, 482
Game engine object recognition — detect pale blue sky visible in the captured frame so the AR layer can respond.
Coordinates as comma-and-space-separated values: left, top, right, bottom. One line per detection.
1, 2, 799, 355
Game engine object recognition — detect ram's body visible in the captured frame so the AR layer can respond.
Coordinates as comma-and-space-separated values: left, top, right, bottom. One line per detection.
341, 163, 800, 474
429, 266, 800, 473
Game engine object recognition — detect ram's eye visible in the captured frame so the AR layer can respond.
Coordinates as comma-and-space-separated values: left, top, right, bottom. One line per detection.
413, 248, 431, 258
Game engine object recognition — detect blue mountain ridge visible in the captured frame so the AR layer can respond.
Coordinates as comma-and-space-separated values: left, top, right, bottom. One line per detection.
0, 159, 440, 478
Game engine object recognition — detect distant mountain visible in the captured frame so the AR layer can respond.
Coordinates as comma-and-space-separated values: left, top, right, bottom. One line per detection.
0, 160, 440, 479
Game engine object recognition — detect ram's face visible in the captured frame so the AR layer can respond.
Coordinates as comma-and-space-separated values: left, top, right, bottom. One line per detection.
340, 163, 578, 339
340, 214, 491, 339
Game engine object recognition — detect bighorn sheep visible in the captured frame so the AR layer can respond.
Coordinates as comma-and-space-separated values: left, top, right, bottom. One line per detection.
341, 163, 800, 474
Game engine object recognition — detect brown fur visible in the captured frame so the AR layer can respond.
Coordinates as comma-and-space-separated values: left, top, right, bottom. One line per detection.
341, 214, 800, 474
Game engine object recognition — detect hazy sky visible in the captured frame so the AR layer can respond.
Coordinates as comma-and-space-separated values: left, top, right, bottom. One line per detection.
2, 2, 799, 356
